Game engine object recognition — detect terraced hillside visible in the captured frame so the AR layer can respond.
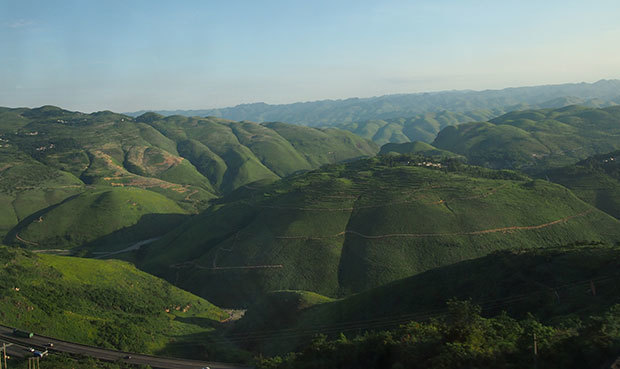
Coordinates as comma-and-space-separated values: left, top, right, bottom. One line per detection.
137, 157, 620, 307
0, 106, 377, 249
547, 151, 620, 219
0, 246, 230, 358
433, 105, 620, 172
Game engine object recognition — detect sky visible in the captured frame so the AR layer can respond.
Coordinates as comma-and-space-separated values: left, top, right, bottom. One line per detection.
1, 0, 620, 112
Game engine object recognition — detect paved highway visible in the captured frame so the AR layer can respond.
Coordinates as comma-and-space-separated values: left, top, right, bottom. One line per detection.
0, 325, 251, 369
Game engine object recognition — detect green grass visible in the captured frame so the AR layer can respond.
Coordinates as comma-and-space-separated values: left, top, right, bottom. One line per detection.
138, 157, 620, 307
0, 246, 230, 358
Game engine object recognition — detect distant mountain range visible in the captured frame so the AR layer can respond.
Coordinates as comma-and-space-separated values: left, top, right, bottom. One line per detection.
125, 80, 620, 130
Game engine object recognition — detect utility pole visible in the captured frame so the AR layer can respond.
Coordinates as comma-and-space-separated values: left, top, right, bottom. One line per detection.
533, 333, 538, 369
28, 357, 40, 369
2, 342, 6, 369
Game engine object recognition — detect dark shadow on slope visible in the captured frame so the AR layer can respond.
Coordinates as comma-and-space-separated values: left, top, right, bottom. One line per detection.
313, 243, 620, 328
595, 190, 620, 220
79, 213, 192, 256
170, 265, 288, 309
153, 329, 252, 364
228, 244, 620, 356
3, 193, 82, 247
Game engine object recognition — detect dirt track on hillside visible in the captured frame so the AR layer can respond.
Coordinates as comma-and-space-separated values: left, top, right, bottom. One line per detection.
14, 233, 38, 245
275, 209, 594, 240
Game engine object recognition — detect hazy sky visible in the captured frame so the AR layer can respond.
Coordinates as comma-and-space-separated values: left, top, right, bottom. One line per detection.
1, 0, 619, 112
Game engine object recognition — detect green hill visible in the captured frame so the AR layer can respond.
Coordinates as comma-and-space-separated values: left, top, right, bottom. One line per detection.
0, 246, 231, 358
432, 105, 620, 172
294, 245, 620, 330
0, 145, 85, 237
1, 106, 376, 200
0, 106, 377, 250
137, 156, 620, 307
336, 110, 495, 145
234, 245, 620, 357
6, 187, 189, 250
546, 151, 620, 219
138, 115, 377, 193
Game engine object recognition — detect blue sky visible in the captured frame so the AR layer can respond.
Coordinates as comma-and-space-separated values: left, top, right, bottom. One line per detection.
1, 0, 619, 112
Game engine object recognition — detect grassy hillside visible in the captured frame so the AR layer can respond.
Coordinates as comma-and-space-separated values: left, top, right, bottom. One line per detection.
546, 151, 620, 219
137, 156, 620, 307
0, 145, 85, 237
0, 246, 231, 358
433, 105, 620, 172
0, 106, 376, 250
6, 187, 189, 250
139, 115, 377, 193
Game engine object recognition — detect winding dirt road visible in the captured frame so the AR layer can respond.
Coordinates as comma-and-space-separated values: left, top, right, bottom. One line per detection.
276, 210, 594, 240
